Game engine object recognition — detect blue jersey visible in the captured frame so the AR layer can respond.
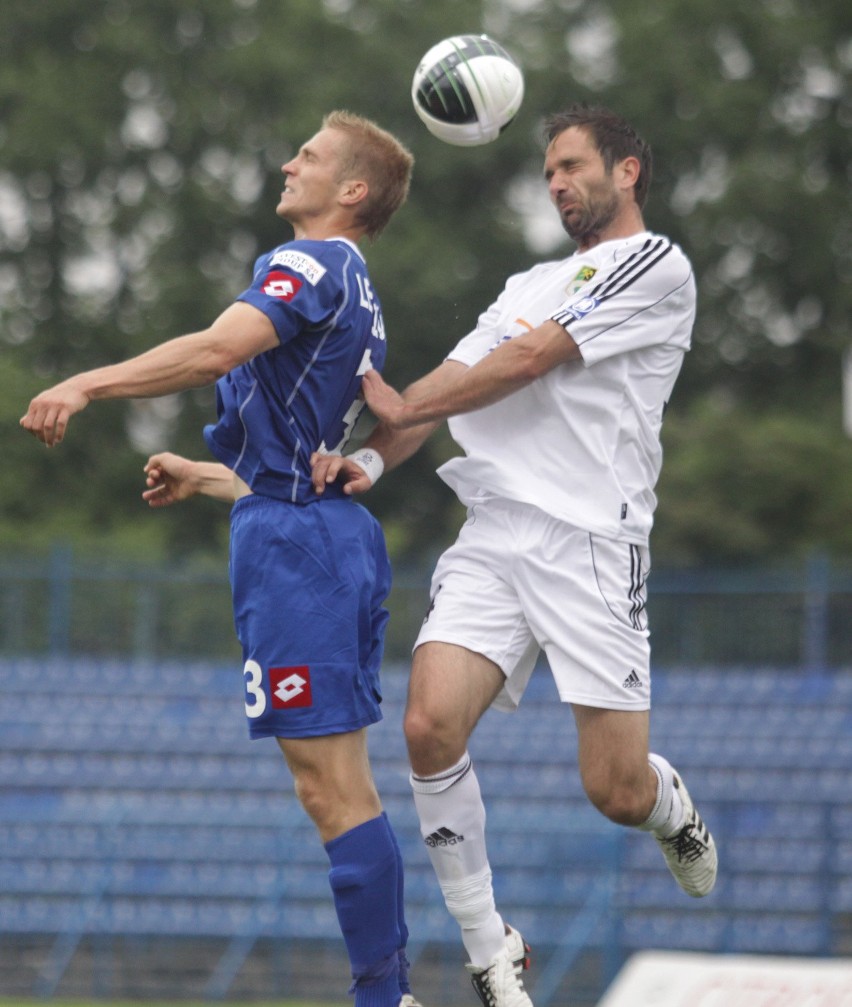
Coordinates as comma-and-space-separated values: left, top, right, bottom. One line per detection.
203, 237, 387, 504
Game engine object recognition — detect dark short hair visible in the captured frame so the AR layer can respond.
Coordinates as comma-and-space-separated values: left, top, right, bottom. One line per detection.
543, 104, 653, 209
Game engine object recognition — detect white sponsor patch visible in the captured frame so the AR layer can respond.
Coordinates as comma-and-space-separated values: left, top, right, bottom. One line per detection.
560, 295, 600, 322
269, 249, 327, 286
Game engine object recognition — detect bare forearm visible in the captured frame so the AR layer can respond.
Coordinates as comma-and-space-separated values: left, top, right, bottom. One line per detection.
373, 321, 582, 428
23, 300, 279, 448
191, 462, 240, 502
76, 331, 236, 402
360, 359, 466, 467
143, 453, 238, 507
362, 418, 439, 473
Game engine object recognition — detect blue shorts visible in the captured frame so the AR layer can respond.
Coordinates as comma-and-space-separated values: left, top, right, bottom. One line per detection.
228, 495, 391, 739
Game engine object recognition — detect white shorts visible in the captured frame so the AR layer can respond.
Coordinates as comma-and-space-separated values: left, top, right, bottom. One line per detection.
414, 497, 652, 712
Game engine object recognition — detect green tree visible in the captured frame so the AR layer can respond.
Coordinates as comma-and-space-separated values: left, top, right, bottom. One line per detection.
655, 396, 852, 564
1, 0, 849, 568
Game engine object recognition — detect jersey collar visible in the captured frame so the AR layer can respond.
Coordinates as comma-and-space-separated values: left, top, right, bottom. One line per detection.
327, 236, 365, 261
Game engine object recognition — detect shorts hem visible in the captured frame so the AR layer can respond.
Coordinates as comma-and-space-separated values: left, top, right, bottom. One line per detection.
554, 688, 650, 712
248, 713, 382, 740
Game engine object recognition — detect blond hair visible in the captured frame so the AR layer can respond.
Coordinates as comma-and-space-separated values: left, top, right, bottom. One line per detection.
323, 110, 414, 240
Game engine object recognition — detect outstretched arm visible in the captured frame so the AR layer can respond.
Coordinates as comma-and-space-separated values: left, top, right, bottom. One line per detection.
364, 320, 581, 429
311, 359, 467, 496
21, 301, 279, 447
142, 453, 238, 507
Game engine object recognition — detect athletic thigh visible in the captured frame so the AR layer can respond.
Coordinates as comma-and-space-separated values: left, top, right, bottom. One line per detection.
408, 642, 506, 730
572, 704, 650, 791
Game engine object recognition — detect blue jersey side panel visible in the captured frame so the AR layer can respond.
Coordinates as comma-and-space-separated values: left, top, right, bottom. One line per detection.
203, 238, 387, 504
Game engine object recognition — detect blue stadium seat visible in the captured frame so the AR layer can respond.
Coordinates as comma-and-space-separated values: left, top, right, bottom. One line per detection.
620, 910, 728, 951
726, 913, 829, 953
0, 657, 846, 970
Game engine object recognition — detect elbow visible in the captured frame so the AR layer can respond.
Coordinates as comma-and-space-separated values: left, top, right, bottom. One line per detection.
515, 344, 552, 382
514, 322, 580, 380
197, 337, 245, 383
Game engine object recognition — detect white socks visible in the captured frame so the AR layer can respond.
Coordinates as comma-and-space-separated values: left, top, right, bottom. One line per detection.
642, 752, 686, 837
410, 752, 506, 968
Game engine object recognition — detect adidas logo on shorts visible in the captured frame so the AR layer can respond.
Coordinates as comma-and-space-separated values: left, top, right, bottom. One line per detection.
623, 669, 642, 689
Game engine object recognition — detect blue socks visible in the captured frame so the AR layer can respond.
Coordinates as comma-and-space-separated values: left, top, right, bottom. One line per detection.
383, 812, 411, 996
326, 813, 408, 1007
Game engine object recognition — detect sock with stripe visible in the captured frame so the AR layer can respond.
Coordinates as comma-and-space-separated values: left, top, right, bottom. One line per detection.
641, 752, 686, 838
410, 752, 505, 968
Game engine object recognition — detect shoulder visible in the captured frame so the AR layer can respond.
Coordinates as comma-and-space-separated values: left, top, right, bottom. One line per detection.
502, 254, 570, 292
590, 231, 694, 291
262, 239, 346, 282
253, 239, 365, 300
614, 231, 692, 271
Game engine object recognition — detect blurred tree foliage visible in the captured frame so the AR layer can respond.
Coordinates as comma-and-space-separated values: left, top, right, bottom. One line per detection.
0, 0, 849, 569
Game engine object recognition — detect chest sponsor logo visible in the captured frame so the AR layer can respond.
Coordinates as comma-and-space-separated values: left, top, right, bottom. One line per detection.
270, 665, 313, 708
269, 249, 327, 285
566, 265, 597, 295
262, 270, 303, 301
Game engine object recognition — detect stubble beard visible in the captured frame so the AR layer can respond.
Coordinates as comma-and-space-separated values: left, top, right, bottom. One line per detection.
560, 191, 620, 248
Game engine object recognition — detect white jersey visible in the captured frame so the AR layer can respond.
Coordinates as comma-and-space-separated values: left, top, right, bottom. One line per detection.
438, 231, 696, 544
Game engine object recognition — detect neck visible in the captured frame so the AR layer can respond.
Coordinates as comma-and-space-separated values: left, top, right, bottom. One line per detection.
294, 224, 365, 243
284, 213, 365, 244
576, 210, 646, 253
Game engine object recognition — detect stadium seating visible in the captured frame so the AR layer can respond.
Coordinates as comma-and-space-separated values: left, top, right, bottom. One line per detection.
0, 656, 849, 1005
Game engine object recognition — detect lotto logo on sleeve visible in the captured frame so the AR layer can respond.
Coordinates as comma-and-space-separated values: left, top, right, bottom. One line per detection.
262, 270, 303, 301
270, 665, 313, 708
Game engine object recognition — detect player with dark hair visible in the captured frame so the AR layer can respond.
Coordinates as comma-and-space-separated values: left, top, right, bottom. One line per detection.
313, 103, 717, 1007
22, 111, 420, 1007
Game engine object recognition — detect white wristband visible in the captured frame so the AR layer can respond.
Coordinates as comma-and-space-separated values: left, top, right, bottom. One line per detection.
347, 447, 385, 486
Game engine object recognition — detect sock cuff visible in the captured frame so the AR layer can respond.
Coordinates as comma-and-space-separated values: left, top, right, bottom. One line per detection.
641, 752, 675, 833
410, 751, 472, 795
324, 813, 386, 857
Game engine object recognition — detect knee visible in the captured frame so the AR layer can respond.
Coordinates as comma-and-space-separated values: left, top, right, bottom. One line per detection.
404, 705, 465, 775
291, 767, 381, 840
292, 771, 331, 827
584, 777, 652, 827
403, 704, 434, 751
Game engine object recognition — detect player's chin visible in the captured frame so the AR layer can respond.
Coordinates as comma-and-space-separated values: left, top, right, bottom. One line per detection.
275, 197, 294, 219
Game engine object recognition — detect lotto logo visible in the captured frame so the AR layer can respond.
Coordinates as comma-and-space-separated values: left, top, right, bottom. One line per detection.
262, 270, 303, 301
270, 665, 313, 709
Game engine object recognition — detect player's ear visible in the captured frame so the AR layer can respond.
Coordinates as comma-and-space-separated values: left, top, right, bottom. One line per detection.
615, 156, 641, 195
339, 179, 368, 207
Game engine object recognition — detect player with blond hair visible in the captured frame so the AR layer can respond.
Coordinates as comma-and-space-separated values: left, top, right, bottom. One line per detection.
22, 111, 420, 1007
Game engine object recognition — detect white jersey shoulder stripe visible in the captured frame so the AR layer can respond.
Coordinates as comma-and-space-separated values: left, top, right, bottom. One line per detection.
551, 237, 681, 330
587, 237, 673, 303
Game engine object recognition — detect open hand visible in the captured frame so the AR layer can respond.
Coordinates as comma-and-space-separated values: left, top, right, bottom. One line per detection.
362, 369, 408, 428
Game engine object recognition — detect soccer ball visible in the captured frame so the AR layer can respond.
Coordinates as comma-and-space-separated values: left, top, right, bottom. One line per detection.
411, 34, 524, 147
